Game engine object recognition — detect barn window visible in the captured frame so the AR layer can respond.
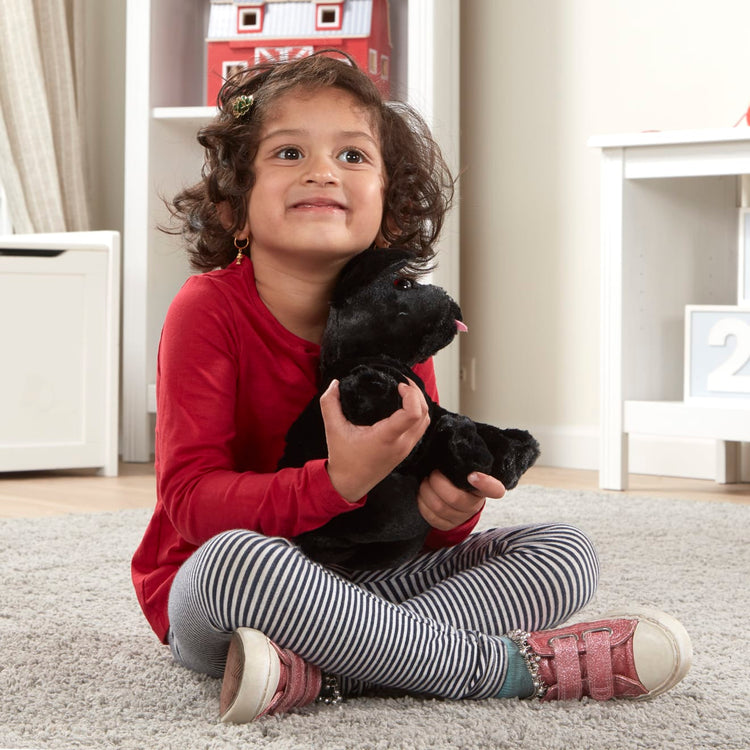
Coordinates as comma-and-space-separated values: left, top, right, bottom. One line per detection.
315, 4, 343, 31
381, 55, 390, 81
223, 60, 249, 82
237, 5, 264, 33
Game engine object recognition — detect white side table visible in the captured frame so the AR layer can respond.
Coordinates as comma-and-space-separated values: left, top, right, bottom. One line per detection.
589, 129, 750, 490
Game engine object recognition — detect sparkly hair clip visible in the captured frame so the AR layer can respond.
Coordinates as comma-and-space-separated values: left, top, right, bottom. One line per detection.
231, 94, 254, 119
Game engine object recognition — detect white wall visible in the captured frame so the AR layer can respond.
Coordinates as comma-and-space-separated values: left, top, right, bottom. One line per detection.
80, 0, 126, 234
460, 0, 750, 474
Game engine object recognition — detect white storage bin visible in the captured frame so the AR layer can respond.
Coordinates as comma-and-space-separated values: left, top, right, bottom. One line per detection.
0, 231, 120, 476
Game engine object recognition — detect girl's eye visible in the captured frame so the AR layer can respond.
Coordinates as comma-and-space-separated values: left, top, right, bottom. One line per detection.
276, 147, 302, 160
393, 278, 414, 290
338, 149, 365, 164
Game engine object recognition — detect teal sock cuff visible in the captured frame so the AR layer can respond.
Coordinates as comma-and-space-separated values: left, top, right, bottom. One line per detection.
496, 637, 535, 699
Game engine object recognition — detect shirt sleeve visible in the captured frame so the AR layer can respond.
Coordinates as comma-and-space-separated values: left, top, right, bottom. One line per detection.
154, 277, 364, 547
423, 509, 483, 549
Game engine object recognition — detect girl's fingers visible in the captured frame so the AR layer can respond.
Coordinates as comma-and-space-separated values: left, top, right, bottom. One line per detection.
467, 471, 506, 499
319, 380, 345, 426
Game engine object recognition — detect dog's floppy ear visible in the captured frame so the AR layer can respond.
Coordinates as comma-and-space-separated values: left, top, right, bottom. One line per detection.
332, 247, 415, 306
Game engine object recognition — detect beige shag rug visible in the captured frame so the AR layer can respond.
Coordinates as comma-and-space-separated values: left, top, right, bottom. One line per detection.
1, 485, 748, 750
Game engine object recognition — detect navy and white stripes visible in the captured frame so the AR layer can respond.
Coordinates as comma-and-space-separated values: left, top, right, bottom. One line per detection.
167, 523, 599, 700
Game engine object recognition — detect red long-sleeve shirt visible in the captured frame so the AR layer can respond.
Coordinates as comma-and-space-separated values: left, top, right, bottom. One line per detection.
132, 259, 479, 642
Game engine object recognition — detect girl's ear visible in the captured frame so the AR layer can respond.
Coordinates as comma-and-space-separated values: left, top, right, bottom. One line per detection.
216, 200, 252, 241
215, 201, 235, 230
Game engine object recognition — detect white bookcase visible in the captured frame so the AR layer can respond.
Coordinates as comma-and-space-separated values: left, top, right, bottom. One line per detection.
122, 0, 461, 461
589, 129, 750, 490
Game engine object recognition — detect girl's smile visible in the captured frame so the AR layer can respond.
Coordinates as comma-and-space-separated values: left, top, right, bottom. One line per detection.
288, 196, 347, 212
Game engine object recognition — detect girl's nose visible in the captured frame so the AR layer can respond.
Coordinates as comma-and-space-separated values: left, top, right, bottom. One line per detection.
303, 154, 339, 185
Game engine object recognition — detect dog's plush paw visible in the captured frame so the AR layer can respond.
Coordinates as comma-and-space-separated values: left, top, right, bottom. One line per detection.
475, 424, 541, 489
432, 414, 493, 489
339, 365, 402, 425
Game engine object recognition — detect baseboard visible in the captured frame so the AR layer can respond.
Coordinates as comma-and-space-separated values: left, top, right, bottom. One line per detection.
530, 425, 750, 481
529, 426, 600, 473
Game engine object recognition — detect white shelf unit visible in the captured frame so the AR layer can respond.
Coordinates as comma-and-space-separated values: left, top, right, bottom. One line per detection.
589, 129, 750, 490
123, 0, 461, 461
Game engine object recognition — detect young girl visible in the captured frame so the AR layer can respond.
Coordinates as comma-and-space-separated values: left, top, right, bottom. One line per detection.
132, 52, 692, 723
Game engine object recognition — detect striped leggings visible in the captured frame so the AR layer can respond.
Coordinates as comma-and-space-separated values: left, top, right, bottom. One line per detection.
167, 524, 599, 700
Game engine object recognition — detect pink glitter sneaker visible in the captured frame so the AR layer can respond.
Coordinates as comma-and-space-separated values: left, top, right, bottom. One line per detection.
220, 628, 338, 723
507, 608, 692, 701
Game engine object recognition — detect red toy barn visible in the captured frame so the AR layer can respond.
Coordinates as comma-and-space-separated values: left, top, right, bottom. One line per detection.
206, 0, 392, 105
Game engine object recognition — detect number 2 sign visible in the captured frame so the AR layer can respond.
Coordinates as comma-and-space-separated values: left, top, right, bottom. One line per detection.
740, 208, 750, 306
685, 306, 750, 405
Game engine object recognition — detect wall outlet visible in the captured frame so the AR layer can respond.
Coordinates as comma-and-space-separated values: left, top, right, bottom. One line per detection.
460, 358, 477, 391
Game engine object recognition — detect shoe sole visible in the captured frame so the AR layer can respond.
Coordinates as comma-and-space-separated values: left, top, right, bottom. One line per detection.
220, 628, 280, 723
603, 607, 693, 700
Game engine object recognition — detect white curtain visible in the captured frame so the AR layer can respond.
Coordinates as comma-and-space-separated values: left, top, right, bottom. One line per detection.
0, 0, 90, 233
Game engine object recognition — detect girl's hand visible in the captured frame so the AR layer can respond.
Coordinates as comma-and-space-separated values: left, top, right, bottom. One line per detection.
321, 378, 430, 502
417, 470, 505, 531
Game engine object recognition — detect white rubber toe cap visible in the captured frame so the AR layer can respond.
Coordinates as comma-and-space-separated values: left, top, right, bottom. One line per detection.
604, 607, 693, 699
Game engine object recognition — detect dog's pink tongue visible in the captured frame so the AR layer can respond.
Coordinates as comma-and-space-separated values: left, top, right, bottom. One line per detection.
455, 320, 468, 333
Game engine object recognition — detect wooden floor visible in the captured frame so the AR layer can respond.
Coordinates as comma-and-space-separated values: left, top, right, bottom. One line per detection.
0, 462, 747, 518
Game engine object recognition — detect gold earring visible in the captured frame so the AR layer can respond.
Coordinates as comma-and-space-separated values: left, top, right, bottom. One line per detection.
233, 236, 249, 265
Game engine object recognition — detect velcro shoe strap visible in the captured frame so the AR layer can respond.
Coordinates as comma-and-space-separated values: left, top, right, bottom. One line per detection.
583, 628, 615, 701
265, 646, 321, 715
549, 634, 582, 700
528, 618, 638, 701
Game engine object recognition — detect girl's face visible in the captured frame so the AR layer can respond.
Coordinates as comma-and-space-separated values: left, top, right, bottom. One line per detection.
242, 87, 386, 270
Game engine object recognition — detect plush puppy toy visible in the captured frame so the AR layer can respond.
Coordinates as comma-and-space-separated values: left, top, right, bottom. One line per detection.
278, 247, 540, 570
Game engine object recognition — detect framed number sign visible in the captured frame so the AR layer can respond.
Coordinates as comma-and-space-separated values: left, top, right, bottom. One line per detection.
740, 208, 750, 306
685, 306, 750, 405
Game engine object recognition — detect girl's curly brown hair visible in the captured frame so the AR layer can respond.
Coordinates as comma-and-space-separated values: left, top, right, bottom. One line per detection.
167, 50, 455, 272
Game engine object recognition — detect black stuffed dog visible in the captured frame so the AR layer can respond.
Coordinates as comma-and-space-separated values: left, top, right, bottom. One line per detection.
278, 247, 540, 570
